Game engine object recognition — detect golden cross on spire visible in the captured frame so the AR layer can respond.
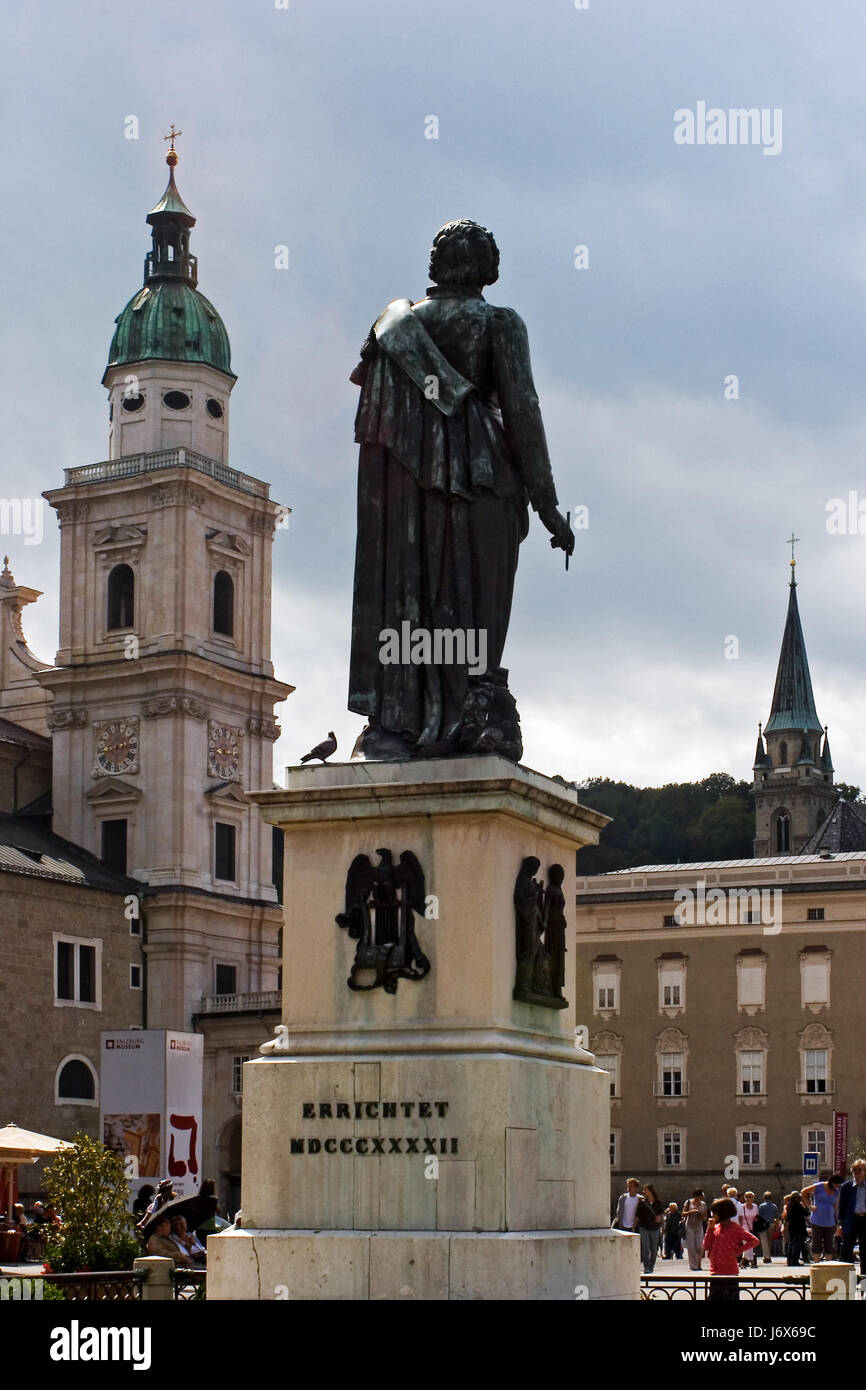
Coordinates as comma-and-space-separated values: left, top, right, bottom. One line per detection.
163, 124, 182, 168
788, 531, 799, 579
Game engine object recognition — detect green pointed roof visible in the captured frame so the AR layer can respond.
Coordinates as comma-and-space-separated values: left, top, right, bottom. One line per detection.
753, 725, 771, 768
103, 149, 234, 382
147, 168, 195, 226
764, 579, 822, 735
821, 727, 834, 773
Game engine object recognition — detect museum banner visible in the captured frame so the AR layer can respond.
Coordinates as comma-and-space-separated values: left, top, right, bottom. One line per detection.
100, 1030, 204, 1203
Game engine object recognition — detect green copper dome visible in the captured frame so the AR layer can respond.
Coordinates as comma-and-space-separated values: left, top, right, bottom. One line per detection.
106, 281, 233, 377
103, 155, 234, 381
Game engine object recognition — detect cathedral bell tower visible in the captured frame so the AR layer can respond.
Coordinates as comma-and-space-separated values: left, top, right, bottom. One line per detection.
752, 549, 835, 856
39, 135, 293, 1029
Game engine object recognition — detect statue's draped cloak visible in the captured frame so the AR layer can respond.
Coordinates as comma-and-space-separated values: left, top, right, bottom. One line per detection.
348, 289, 557, 748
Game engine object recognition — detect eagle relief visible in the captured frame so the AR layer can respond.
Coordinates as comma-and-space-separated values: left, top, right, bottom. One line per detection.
336, 849, 431, 993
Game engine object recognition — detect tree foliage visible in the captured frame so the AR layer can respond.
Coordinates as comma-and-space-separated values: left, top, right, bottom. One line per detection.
834, 782, 862, 804
42, 1132, 138, 1272
575, 773, 755, 874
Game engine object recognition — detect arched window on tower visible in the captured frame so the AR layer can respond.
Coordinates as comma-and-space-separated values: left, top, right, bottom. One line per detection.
213, 570, 234, 637
774, 811, 791, 854
107, 564, 134, 630
779, 740, 788, 766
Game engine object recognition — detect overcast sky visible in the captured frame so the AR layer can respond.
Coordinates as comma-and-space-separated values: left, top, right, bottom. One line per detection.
3, 0, 866, 793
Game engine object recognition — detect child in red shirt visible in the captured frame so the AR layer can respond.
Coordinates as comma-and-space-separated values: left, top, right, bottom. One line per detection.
703, 1197, 760, 1300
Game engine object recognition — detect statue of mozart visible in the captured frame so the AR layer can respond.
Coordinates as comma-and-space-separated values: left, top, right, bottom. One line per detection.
348, 219, 574, 761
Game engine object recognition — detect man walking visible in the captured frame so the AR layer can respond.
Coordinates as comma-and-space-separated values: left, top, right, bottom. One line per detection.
837, 1159, 866, 1276
756, 1191, 778, 1264
612, 1177, 642, 1233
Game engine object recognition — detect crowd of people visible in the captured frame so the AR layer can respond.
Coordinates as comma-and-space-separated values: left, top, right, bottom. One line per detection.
612, 1159, 866, 1297
2, 1174, 224, 1269
133, 1176, 224, 1268
0, 1200, 62, 1261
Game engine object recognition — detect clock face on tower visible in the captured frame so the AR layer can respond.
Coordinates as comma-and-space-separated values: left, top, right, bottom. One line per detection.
208, 722, 242, 781
94, 719, 140, 776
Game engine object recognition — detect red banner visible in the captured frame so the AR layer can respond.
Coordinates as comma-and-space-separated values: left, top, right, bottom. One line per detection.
834, 1111, 848, 1175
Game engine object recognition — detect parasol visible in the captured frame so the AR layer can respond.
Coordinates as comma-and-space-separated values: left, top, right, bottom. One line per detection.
139, 1191, 217, 1242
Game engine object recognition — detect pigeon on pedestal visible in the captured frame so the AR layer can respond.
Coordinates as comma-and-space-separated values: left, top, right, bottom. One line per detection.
299, 731, 337, 763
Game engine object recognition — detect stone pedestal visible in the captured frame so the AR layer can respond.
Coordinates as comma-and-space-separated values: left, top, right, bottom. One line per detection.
207, 756, 639, 1300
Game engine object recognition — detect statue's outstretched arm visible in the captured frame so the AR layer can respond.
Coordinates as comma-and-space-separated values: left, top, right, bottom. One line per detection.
491, 307, 573, 554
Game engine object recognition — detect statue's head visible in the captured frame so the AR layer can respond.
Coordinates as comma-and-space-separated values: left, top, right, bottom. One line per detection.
429, 219, 500, 288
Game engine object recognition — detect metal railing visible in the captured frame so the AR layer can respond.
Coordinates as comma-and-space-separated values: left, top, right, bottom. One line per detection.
64, 448, 268, 499
641, 1272, 809, 1301
173, 1268, 206, 1301
42, 1271, 144, 1300
199, 989, 281, 1014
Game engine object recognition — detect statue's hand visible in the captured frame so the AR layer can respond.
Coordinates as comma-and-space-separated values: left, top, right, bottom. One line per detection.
539, 506, 575, 556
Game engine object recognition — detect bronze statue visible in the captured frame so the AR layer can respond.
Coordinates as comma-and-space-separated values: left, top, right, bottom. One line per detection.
513, 856, 544, 997
348, 220, 574, 761
513, 857, 569, 1009
543, 864, 567, 997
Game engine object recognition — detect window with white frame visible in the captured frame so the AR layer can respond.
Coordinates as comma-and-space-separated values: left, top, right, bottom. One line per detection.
655, 1029, 688, 1098
658, 955, 686, 1015
55, 1054, 98, 1107
739, 1051, 764, 1095
231, 1055, 250, 1095
130, 964, 142, 990
800, 948, 831, 1011
595, 1053, 619, 1099
591, 1031, 622, 1105
739, 1127, 763, 1166
797, 1024, 833, 1096
609, 1130, 619, 1167
661, 1052, 684, 1096
54, 934, 102, 1009
659, 1128, 685, 1167
804, 1126, 830, 1167
804, 1049, 828, 1093
734, 1027, 769, 1101
736, 952, 766, 1012
592, 958, 620, 1015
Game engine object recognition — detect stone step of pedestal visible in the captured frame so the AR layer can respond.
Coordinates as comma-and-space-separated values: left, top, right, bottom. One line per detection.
208, 1227, 641, 1301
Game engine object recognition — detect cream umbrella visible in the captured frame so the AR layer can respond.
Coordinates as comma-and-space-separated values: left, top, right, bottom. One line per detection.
0, 1124, 72, 1220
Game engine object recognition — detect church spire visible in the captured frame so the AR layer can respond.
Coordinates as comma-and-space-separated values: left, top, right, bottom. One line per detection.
821, 726, 834, 773
753, 722, 770, 769
752, 547, 838, 857
763, 553, 822, 735
144, 126, 198, 289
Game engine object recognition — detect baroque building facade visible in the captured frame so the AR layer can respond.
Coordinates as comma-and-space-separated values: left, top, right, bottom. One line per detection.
1, 144, 291, 1210
575, 568, 866, 1207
